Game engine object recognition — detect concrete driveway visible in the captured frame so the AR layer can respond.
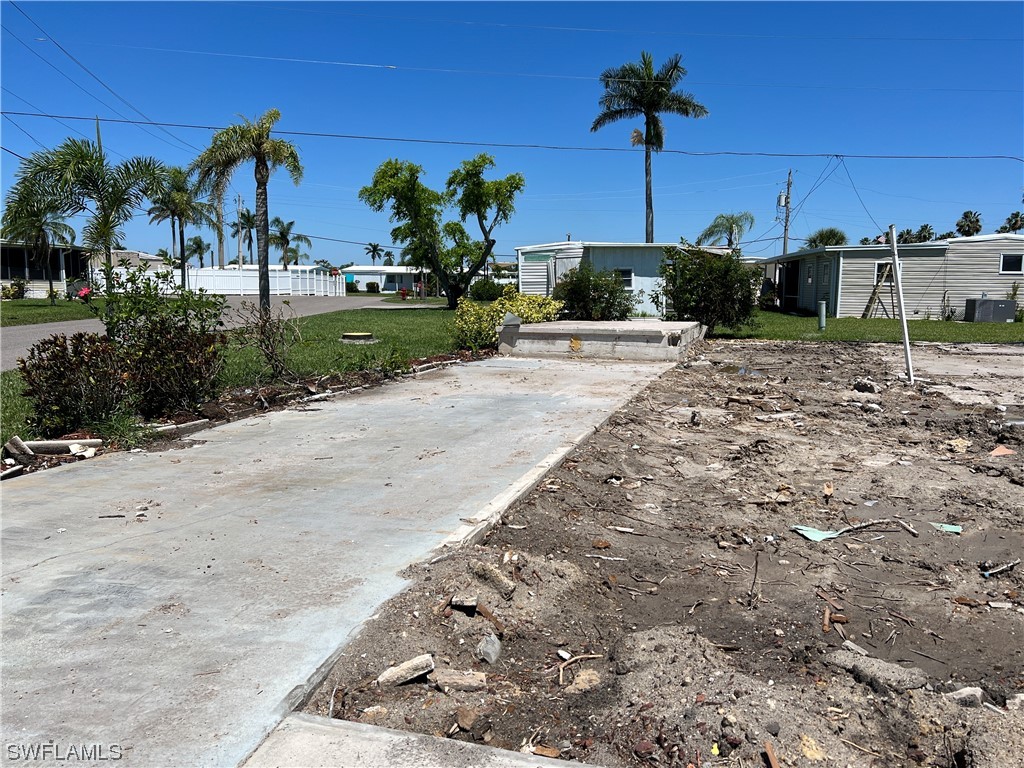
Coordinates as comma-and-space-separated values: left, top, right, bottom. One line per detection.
1, 356, 671, 767
0, 295, 417, 371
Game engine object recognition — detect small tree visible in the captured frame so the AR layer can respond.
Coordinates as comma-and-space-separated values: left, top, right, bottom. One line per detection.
659, 241, 759, 335
359, 154, 524, 309
805, 227, 848, 249
552, 262, 638, 320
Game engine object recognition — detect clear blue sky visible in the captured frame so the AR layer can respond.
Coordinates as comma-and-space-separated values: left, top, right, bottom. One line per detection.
2, 1, 1022, 265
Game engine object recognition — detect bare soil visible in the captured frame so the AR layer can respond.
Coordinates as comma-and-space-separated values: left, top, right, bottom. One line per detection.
304, 340, 1024, 768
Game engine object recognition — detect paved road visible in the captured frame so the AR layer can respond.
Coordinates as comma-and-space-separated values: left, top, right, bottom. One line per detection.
1, 356, 671, 767
0, 295, 427, 371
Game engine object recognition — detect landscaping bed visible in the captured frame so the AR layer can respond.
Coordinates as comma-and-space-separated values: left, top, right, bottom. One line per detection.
303, 340, 1024, 767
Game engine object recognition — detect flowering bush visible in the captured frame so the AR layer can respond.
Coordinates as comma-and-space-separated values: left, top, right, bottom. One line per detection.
454, 285, 561, 350
77, 285, 93, 302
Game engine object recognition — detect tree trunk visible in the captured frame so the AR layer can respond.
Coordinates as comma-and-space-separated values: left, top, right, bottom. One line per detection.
645, 144, 654, 244
170, 218, 177, 261
178, 218, 188, 290
45, 252, 55, 306
216, 197, 225, 269
254, 157, 271, 317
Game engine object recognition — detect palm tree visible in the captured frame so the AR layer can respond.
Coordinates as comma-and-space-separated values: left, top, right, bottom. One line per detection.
365, 242, 383, 266
591, 51, 708, 243
382, 250, 395, 266
16, 137, 164, 292
191, 109, 304, 315
230, 207, 257, 265
268, 216, 312, 271
696, 212, 755, 250
896, 228, 916, 245
148, 166, 215, 288
805, 227, 848, 249
1, 180, 76, 305
915, 224, 936, 243
956, 211, 982, 237
936, 231, 957, 240
1003, 212, 1024, 234
282, 245, 309, 269
186, 235, 211, 269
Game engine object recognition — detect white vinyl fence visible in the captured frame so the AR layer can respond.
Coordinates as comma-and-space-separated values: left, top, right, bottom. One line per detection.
93, 267, 346, 297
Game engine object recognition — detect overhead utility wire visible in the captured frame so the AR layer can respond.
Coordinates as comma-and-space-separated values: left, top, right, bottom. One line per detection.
7, 2, 201, 154
1, 86, 129, 159
2, 145, 29, 161
4, 112, 1021, 163
2, 114, 47, 149
840, 159, 886, 235
74, 43, 1022, 94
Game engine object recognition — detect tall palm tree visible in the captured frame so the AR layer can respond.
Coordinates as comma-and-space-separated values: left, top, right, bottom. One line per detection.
16, 137, 164, 292
696, 212, 755, 250
268, 216, 312, 272
805, 227, 848, 249
591, 51, 708, 243
1, 180, 76, 304
230, 207, 257, 265
1003, 211, 1024, 234
915, 224, 936, 243
148, 166, 215, 288
382, 250, 395, 266
365, 242, 383, 266
936, 231, 957, 240
956, 211, 982, 237
186, 235, 211, 269
191, 109, 304, 314
896, 228, 916, 245
282, 244, 309, 269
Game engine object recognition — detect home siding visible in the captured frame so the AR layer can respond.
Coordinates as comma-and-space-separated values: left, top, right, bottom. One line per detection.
793, 253, 840, 315
587, 245, 667, 316
837, 237, 1024, 319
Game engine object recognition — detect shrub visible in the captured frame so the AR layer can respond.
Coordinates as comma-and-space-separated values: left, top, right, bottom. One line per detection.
18, 333, 133, 437
659, 242, 759, 335
366, 281, 380, 294
454, 285, 562, 349
469, 277, 503, 302
2, 278, 28, 300
551, 263, 638, 320
347, 281, 360, 293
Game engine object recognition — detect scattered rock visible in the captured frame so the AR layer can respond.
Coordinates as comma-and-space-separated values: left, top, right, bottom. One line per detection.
800, 734, 827, 761
468, 559, 516, 599
456, 705, 481, 732
1006, 694, 1024, 712
854, 379, 883, 394
766, 721, 781, 737
826, 650, 928, 693
565, 669, 601, 694
429, 669, 487, 692
451, 594, 478, 611
476, 633, 502, 664
862, 402, 883, 414
376, 653, 434, 686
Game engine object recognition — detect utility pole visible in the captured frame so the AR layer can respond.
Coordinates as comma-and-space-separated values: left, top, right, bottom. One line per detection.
781, 169, 793, 256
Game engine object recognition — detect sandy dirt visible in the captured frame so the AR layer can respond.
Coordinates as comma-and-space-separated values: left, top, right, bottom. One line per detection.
304, 340, 1024, 768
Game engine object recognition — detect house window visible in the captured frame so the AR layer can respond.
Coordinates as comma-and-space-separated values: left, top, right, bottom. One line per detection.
874, 261, 895, 284
1000, 253, 1023, 274
615, 269, 634, 290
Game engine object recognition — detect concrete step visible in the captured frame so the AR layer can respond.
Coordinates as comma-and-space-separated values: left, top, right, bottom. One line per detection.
502, 320, 704, 361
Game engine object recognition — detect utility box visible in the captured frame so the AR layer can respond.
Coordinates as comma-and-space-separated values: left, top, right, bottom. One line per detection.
964, 299, 1016, 323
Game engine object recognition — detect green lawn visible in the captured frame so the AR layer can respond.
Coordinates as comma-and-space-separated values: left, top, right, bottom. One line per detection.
1, 298, 104, 327
717, 310, 1024, 344
380, 295, 448, 305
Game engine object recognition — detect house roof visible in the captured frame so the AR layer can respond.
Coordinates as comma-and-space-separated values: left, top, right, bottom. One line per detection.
341, 266, 428, 275
751, 233, 1024, 264
516, 241, 679, 253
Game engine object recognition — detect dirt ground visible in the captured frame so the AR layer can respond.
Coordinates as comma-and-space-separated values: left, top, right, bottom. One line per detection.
303, 340, 1024, 768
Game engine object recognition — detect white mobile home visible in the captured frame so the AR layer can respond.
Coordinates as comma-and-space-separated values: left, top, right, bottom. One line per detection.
756, 234, 1024, 320
340, 266, 430, 293
515, 241, 681, 316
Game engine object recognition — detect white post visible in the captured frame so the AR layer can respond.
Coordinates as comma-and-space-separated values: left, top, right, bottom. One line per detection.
888, 224, 915, 384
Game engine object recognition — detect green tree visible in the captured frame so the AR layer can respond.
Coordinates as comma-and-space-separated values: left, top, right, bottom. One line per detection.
805, 227, 848, 248
896, 228, 916, 245
16, 137, 164, 293
1, 179, 76, 304
186, 235, 211, 269
359, 153, 524, 310
696, 212, 755, 250
192, 109, 304, 315
230, 207, 257, 265
1002, 212, 1023, 233
364, 242, 383, 266
282, 245, 309, 269
936, 231, 957, 240
591, 51, 708, 243
551, 263, 638, 320
382, 250, 396, 266
268, 217, 312, 272
915, 224, 936, 242
148, 166, 215, 288
956, 210, 982, 237
659, 241, 759, 335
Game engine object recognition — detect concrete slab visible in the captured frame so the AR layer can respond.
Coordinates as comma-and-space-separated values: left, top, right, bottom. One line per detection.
243, 713, 584, 768
502, 320, 703, 361
1, 357, 670, 767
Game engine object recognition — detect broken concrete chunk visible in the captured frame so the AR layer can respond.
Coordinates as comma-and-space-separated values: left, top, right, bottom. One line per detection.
861, 402, 883, 414
826, 649, 927, 693
853, 379, 882, 394
429, 669, 487, 692
469, 559, 516, 599
451, 595, 478, 610
375, 653, 434, 686
945, 687, 983, 707
565, 668, 601, 694
476, 632, 502, 664
4, 436, 34, 457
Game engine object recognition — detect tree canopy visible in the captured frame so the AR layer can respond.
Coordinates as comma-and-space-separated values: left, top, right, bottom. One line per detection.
696, 212, 754, 250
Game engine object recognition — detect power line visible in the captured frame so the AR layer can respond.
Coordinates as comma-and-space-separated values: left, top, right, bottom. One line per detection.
841, 159, 886, 235
2, 145, 28, 161
7, 2, 201, 154
4, 111, 1021, 163
63, 41, 1022, 94
2, 114, 46, 149
0, 86, 130, 159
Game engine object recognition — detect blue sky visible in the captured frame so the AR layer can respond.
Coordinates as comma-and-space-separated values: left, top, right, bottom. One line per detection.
2, 1, 1022, 266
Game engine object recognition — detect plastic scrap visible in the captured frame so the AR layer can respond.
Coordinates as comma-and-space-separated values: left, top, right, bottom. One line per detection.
928, 522, 963, 535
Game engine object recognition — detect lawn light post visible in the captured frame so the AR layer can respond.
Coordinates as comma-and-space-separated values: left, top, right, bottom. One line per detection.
888, 224, 915, 385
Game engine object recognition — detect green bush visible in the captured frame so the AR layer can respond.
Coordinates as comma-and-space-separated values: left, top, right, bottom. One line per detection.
2, 278, 28, 300
469, 277, 503, 302
551, 263, 638, 320
18, 333, 133, 437
347, 281, 360, 293
454, 285, 562, 349
659, 242, 760, 335
366, 281, 380, 294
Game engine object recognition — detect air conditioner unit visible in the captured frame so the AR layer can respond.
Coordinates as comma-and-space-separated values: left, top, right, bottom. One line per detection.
963, 299, 1016, 323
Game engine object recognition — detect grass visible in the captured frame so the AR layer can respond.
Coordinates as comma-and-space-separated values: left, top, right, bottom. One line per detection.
1, 298, 105, 327
1, 370, 35, 446
380, 295, 448, 305
716, 310, 1024, 344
